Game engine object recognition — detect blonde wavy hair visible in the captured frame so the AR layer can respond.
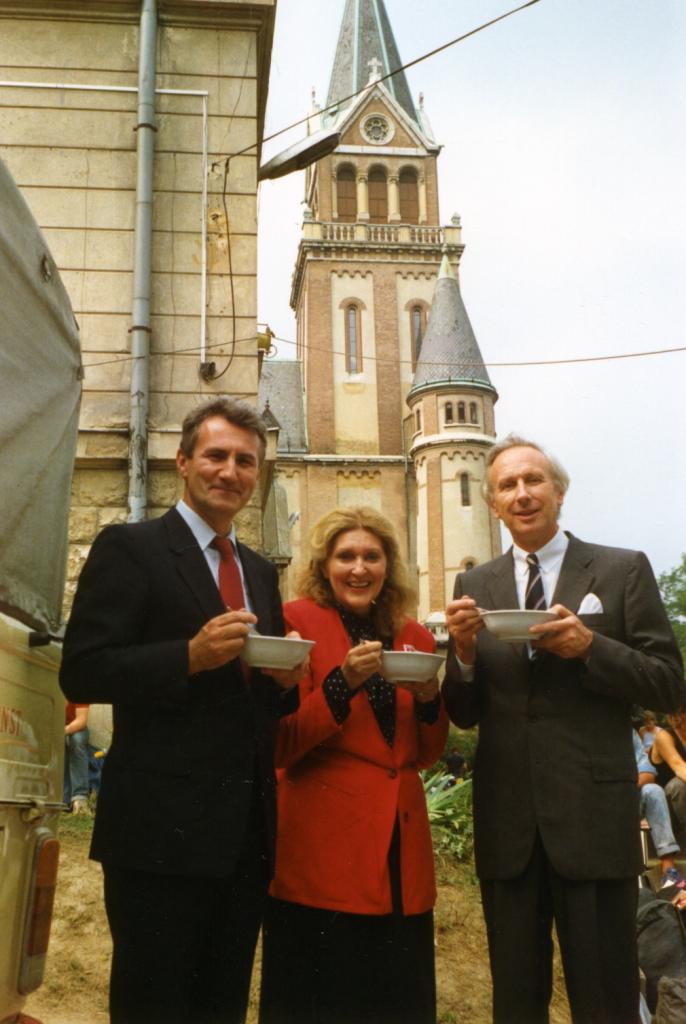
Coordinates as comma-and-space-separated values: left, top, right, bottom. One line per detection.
297, 506, 415, 638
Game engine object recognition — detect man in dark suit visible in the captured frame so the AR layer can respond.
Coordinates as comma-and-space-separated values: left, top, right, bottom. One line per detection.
443, 434, 684, 1024
60, 397, 304, 1024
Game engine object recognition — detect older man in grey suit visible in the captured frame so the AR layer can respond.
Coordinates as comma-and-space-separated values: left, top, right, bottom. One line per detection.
443, 434, 684, 1024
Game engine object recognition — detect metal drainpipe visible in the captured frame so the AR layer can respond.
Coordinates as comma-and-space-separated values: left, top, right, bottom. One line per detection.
127, 0, 157, 522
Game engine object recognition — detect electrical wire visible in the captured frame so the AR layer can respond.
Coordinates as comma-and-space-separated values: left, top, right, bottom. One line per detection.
200, 46, 252, 380
81, 332, 686, 372
268, 336, 686, 369
71, 1, 548, 382
228, 0, 543, 161
70, 0, 684, 381
207, 154, 237, 380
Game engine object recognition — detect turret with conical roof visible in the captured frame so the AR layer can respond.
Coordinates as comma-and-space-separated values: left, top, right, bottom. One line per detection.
407, 253, 501, 622
409, 254, 495, 398
326, 0, 418, 126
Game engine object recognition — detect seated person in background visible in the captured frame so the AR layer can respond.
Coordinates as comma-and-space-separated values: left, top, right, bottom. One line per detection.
651, 707, 686, 848
444, 748, 467, 785
64, 701, 90, 814
634, 730, 685, 898
640, 711, 662, 752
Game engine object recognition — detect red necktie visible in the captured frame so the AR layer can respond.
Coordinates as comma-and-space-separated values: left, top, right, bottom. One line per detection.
211, 536, 246, 611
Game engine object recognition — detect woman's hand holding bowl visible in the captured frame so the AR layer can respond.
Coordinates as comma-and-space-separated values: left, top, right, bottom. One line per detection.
341, 640, 384, 690
396, 676, 440, 703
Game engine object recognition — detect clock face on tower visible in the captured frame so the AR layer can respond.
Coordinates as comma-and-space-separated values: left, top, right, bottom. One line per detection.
361, 114, 394, 145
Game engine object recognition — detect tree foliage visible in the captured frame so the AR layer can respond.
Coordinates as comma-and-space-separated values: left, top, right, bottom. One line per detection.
658, 553, 686, 662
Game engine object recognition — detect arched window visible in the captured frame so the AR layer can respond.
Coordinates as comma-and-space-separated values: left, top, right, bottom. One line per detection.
460, 473, 471, 507
464, 560, 476, 571
411, 305, 425, 369
444, 402, 454, 424
345, 304, 362, 373
337, 167, 357, 222
368, 167, 388, 223
457, 401, 466, 423
415, 407, 422, 432
469, 402, 478, 424
399, 168, 419, 222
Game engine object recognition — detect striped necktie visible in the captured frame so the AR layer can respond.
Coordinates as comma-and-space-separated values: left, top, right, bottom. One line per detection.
525, 553, 547, 610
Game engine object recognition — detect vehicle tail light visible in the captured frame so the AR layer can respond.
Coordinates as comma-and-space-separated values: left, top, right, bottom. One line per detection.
18, 832, 60, 994
0, 1015, 43, 1024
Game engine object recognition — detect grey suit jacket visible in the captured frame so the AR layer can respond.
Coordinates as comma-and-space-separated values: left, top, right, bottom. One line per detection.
442, 534, 684, 881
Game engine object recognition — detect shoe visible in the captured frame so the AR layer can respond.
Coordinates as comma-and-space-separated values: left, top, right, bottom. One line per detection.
659, 866, 686, 900
70, 796, 90, 815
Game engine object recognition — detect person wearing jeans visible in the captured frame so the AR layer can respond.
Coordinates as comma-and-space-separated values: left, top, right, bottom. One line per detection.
634, 730, 684, 897
64, 702, 90, 813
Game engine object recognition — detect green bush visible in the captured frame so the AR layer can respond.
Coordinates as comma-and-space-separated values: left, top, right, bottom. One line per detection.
423, 768, 473, 862
441, 724, 478, 768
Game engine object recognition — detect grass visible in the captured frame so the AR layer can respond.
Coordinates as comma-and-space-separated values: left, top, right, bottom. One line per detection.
57, 810, 95, 840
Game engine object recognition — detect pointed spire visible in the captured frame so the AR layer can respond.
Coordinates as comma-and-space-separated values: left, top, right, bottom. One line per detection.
409, 264, 495, 397
326, 0, 418, 125
417, 91, 435, 143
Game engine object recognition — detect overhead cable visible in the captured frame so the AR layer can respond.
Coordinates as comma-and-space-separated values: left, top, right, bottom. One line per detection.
229, 0, 543, 161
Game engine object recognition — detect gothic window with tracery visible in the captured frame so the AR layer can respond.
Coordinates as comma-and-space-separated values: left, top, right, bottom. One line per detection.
469, 401, 478, 424
362, 114, 392, 144
445, 402, 454, 424
458, 401, 466, 423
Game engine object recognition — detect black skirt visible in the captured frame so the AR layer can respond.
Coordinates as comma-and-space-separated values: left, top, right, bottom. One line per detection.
258, 896, 436, 1024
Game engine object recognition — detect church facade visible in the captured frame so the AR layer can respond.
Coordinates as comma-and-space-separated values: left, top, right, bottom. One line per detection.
259, 0, 501, 622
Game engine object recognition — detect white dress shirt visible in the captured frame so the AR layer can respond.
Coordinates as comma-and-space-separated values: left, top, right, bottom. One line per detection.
512, 528, 569, 609
175, 499, 254, 612
455, 527, 569, 675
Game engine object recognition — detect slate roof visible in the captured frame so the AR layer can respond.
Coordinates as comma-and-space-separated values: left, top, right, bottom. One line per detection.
326, 0, 417, 126
258, 360, 308, 452
409, 256, 494, 396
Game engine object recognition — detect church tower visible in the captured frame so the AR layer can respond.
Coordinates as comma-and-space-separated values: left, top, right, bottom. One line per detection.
259, 0, 498, 606
407, 255, 501, 620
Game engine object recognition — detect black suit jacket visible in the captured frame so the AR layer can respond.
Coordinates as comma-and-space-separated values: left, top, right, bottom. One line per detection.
442, 534, 684, 882
60, 508, 290, 878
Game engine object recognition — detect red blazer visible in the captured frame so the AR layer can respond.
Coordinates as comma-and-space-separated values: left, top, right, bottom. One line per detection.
271, 600, 449, 916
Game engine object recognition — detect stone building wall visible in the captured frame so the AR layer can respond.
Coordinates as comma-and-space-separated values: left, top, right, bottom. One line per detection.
0, 0, 276, 611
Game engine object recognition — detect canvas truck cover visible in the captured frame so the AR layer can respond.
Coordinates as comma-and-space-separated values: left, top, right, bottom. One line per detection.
0, 157, 82, 634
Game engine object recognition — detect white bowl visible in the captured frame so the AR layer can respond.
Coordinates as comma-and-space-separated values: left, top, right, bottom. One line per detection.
480, 609, 557, 642
242, 634, 314, 670
381, 650, 443, 683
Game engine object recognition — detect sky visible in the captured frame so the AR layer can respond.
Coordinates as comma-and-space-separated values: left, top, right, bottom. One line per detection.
256, 0, 686, 577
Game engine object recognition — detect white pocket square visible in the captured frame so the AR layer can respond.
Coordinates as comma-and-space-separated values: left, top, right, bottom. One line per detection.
577, 593, 603, 614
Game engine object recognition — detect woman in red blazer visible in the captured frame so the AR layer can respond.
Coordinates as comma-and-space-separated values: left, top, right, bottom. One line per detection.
259, 507, 448, 1024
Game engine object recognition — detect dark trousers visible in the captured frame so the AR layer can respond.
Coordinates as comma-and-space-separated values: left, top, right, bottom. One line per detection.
480, 832, 639, 1024
260, 897, 436, 1024
103, 820, 268, 1024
